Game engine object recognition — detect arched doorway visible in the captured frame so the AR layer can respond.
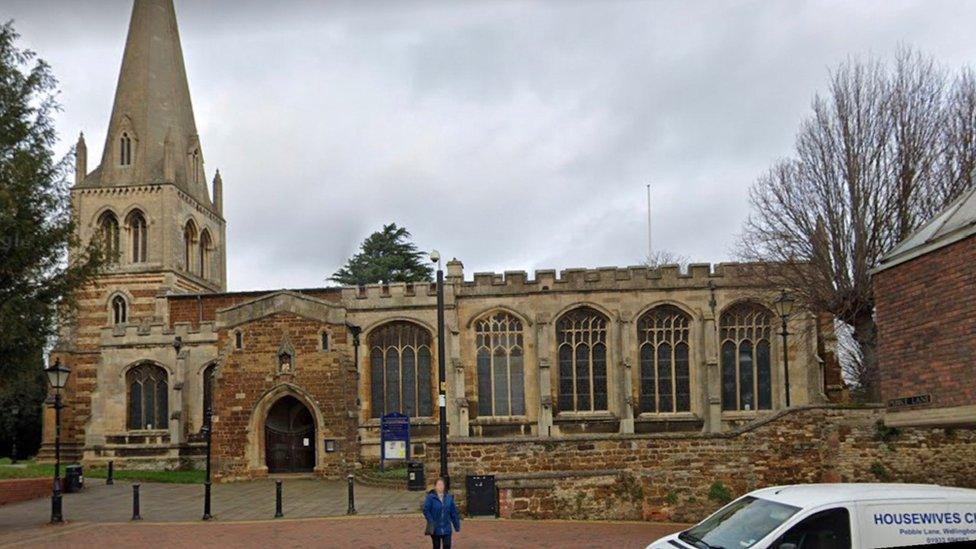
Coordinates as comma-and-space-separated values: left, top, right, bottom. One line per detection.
264, 395, 315, 473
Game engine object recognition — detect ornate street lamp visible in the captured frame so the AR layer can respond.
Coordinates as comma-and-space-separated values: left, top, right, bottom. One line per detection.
44, 359, 70, 524
773, 290, 796, 407
430, 250, 449, 490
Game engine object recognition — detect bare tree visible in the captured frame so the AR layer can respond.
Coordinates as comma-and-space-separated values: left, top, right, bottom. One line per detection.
834, 321, 867, 400
644, 249, 689, 270
740, 48, 975, 401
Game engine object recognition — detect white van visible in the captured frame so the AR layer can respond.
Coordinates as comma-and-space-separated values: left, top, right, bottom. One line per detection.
646, 483, 976, 549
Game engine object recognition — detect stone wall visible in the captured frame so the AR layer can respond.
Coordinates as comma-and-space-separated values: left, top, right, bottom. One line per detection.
875, 235, 976, 425
423, 406, 976, 522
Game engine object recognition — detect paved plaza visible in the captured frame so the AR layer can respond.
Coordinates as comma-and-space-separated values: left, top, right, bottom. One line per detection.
0, 478, 419, 544
0, 479, 685, 548
0, 515, 683, 548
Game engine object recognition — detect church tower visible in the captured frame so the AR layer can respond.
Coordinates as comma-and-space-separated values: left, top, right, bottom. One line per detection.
73, 0, 226, 293
45, 0, 226, 461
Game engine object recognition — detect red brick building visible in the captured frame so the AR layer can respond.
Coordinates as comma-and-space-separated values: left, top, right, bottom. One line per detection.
875, 186, 976, 427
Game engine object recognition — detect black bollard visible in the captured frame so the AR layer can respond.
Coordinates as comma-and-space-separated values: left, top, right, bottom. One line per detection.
347, 474, 356, 515
274, 480, 283, 518
107, 461, 114, 485
131, 483, 142, 521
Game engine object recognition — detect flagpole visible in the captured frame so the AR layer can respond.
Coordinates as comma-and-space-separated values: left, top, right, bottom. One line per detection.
646, 183, 652, 260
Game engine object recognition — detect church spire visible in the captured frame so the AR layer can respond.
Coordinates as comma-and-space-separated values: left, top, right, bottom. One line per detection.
84, 0, 213, 209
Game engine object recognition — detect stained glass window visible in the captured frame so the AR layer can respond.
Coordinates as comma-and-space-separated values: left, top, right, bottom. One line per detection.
368, 322, 434, 418
637, 305, 692, 413
556, 307, 609, 412
127, 363, 168, 430
719, 303, 773, 411
474, 312, 525, 416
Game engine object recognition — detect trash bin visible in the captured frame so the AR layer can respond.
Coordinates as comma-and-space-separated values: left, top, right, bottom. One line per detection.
466, 475, 497, 517
64, 464, 84, 493
407, 461, 425, 491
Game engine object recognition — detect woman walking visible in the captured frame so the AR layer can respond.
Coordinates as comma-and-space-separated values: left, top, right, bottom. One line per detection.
423, 477, 461, 548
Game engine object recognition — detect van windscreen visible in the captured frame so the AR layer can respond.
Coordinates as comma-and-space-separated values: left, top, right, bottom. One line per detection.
680, 496, 801, 549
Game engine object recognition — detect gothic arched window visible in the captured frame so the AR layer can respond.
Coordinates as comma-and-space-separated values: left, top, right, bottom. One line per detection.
720, 302, 773, 411
199, 229, 212, 279
126, 363, 168, 430
126, 210, 148, 263
183, 220, 197, 273
368, 321, 433, 418
111, 295, 127, 325
475, 312, 525, 417
556, 307, 609, 412
120, 132, 132, 166
98, 211, 120, 263
637, 305, 692, 414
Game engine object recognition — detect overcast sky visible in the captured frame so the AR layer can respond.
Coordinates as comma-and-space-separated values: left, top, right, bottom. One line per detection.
7, 0, 976, 290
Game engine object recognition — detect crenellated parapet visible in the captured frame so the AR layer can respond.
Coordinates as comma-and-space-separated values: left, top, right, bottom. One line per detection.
339, 281, 453, 309
100, 318, 218, 347
458, 262, 775, 296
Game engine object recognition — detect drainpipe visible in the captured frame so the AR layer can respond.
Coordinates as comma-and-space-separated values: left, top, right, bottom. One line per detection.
346, 323, 362, 473
346, 323, 362, 408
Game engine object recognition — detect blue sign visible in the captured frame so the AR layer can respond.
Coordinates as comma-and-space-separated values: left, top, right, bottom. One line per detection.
380, 413, 410, 470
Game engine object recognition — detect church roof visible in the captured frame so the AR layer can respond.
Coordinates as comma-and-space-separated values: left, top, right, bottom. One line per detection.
876, 185, 976, 273
77, 0, 214, 210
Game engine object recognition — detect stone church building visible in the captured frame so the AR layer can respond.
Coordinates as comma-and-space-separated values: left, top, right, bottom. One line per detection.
45, 0, 842, 480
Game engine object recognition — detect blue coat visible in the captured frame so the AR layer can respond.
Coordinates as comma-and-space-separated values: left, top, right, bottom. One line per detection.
423, 491, 461, 536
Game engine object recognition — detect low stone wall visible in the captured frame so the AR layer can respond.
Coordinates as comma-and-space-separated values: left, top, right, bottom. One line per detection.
0, 478, 51, 506
424, 406, 976, 522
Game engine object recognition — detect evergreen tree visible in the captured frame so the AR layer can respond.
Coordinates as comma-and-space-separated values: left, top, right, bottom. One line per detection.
330, 223, 433, 285
0, 21, 103, 458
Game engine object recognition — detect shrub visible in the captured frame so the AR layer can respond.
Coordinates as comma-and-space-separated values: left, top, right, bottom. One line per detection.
869, 461, 891, 481
873, 420, 900, 442
708, 481, 733, 504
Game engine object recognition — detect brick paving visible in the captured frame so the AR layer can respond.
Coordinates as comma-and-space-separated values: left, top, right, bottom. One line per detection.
0, 515, 684, 548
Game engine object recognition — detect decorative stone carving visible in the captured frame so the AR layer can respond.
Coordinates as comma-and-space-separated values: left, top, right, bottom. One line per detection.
277, 338, 296, 375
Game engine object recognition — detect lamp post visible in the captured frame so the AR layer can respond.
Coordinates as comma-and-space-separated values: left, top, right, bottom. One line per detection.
430, 250, 449, 490
773, 290, 796, 408
45, 359, 70, 524
9, 405, 19, 465
175, 337, 212, 520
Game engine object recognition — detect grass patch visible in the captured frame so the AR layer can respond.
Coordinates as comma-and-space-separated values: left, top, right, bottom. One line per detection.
365, 465, 408, 480
0, 458, 54, 480
0, 459, 204, 484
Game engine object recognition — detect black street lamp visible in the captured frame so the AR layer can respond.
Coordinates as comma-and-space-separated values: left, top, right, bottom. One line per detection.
431, 250, 449, 490
44, 359, 70, 524
9, 405, 19, 465
773, 290, 796, 408
175, 336, 212, 520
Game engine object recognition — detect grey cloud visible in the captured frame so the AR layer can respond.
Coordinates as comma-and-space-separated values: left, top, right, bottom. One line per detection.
6, 0, 976, 289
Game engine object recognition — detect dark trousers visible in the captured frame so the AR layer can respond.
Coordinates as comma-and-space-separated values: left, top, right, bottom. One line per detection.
431, 534, 452, 549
